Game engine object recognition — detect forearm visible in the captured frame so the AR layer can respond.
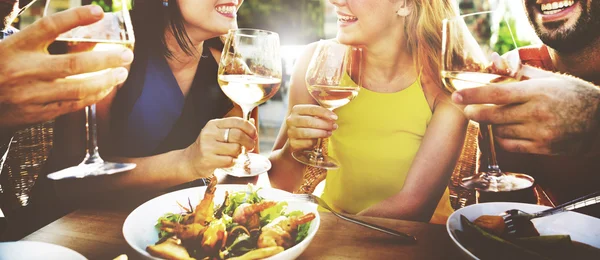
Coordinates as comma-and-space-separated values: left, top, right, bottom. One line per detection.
54, 148, 195, 205
268, 142, 306, 192
359, 191, 441, 222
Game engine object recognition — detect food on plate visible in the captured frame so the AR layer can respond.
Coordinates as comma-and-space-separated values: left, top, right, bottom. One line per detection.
146, 176, 315, 260
455, 214, 600, 260
473, 215, 539, 237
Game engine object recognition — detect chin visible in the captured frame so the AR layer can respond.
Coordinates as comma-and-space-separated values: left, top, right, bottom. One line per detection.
336, 34, 363, 46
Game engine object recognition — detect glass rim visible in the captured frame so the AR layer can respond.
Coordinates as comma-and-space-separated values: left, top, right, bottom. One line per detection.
228, 28, 279, 37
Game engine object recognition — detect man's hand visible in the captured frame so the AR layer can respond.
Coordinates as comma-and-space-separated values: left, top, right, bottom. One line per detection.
0, 5, 133, 130
452, 65, 600, 155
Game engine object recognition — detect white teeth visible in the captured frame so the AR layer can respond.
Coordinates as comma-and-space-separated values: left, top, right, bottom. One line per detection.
338, 15, 358, 22
216, 5, 236, 14
540, 0, 575, 13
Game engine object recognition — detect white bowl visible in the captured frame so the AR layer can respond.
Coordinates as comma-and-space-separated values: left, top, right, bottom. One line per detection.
0, 241, 86, 260
123, 184, 320, 260
447, 202, 600, 259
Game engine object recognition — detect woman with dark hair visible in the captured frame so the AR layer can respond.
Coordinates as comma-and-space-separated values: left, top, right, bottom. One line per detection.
38, 0, 254, 205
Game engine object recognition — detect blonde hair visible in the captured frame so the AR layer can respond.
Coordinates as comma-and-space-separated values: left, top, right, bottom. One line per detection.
405, 0, 457, 86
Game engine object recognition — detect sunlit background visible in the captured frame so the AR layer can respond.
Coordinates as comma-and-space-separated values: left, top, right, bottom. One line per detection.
12, 0, 541, 155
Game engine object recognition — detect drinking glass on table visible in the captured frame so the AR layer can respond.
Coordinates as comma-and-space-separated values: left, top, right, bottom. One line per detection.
216, 29, 282, 177
292, 40, 363, 169
46, 1, 136, 180
441, 11, 534, 197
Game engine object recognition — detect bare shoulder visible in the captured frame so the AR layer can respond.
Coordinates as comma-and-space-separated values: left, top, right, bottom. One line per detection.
288, 42, 321, 106
290, 41, 320, 84
419, 73, 448, 112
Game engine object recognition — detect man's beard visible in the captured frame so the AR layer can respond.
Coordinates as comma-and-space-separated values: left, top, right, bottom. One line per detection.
526, 0, 600, 54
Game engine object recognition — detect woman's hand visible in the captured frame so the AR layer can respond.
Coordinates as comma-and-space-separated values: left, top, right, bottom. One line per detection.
286, 104, 338, 152
185, 117, 257, 177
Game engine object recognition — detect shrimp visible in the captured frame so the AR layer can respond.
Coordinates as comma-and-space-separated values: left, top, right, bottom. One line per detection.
182, 174, 218, 225
232, 201, 277, 230
257, 213, 315, 249
201, 217, 228, 255
160, 221, 207, 240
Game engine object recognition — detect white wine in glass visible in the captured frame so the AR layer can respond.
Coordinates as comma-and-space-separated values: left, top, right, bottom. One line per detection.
441, 11, 535, 196
46, 1, 136, 180
216, 29, 282, 177
292, 40, 363, 169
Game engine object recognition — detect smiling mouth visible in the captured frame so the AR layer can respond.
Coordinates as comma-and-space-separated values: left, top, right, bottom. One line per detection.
539, 0, 576, 15
338, 14, 358, 23
216, 5, 237, 16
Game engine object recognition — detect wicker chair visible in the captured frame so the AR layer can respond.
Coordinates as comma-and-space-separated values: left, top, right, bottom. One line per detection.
0, 121, 54, 211
295, 121, 480, 210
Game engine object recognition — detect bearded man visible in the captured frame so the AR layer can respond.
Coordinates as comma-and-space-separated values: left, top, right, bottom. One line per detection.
452, 0, 600, 215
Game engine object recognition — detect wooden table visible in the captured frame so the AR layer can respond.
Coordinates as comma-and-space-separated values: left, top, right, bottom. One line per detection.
20, 174, 463, 259
21, 206, 462, 260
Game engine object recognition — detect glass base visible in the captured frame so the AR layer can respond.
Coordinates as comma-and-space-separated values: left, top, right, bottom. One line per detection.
215, 153, 271, 178
292, 150, 339, 169
460, 171, 535, 192
47, 161, 136, 180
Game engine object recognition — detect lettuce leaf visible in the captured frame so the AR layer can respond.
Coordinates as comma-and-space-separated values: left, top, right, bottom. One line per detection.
224, 184, 264, 216
155, 212, 183, 239
259, 201, 288, 225
286, 210, 304, 218
295, 223, 311, 243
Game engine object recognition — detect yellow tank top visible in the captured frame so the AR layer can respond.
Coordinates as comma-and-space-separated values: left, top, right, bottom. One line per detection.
320, 75, 454, 224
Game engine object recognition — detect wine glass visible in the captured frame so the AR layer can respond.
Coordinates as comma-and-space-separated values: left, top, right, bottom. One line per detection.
292, 40, 363, 169
216, 29, 282, 177
441, 11, 535, 196
46, 1, 136, 180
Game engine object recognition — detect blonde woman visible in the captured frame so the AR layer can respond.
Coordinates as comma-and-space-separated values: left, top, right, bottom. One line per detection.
269, 0, 466, 224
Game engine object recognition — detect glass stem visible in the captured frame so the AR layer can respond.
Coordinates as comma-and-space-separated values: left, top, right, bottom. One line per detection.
311, 138, 325, 160
310, 106, 332, 161
237, 106, 254, 168
82, 104, 103, 165
481, 124, 501, 176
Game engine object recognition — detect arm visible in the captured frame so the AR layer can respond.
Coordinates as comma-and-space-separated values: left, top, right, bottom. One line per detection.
268, 43, 337, 192
452, 65, 600, 156
358, 95, 468, 222
51, 81, 258, 206
0, 6, 132, 131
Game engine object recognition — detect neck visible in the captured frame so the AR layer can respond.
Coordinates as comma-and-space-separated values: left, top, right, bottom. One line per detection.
163, 28, 205, 71
549, 37, 600, 85
363, 39, 416, 89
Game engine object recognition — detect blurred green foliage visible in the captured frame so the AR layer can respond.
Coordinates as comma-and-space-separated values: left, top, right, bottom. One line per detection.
237, 0, 324, 44
493, 14, 533, 54
89, 0, 132, 12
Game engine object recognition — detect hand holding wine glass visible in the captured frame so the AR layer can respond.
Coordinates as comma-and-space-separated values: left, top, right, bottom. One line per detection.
45, 1, 136, 180
292, 40, 363, 169
441, 11, 534, 196
216, 29, 282, 177
0, 5, 133, 129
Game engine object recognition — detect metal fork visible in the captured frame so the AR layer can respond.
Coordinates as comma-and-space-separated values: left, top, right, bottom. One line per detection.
274, 193, 417, 243
501, 190, 600, 235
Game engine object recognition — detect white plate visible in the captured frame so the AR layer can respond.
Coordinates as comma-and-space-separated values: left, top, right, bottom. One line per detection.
447, 202, 600, 259
0, 241, 86, 260
123, 184, 320, 260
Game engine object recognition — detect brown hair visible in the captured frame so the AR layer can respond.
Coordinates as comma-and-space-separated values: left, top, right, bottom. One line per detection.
404, 0, 457, 85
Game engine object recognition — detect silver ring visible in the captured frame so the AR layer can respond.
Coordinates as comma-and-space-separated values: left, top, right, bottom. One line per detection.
223, 128, 231, 143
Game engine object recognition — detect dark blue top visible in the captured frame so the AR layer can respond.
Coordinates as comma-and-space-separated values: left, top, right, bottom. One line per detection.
110, 40, 233, 157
